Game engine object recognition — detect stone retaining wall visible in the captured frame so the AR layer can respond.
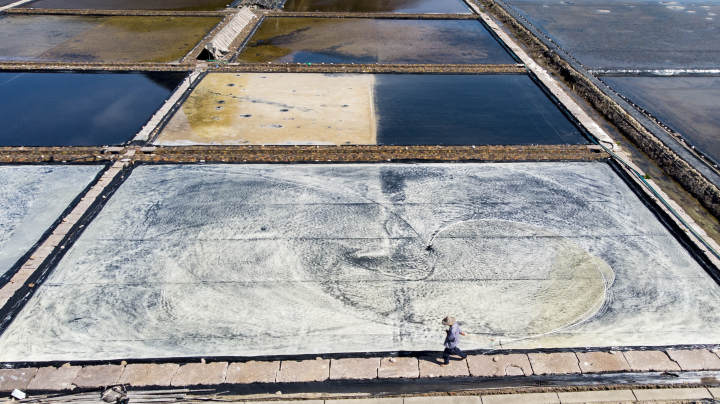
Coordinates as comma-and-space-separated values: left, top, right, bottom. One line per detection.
0, 145, 607, 164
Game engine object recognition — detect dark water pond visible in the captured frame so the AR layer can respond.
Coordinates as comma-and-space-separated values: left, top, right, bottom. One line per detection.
0, 71, 186, 146
236, 17, 516, 64
19, 0, 232, 10
604, 75, 720, 163
506, 0, 720, 69
283, 0, 470, 13
376, 74, 587, 145
0, 14, 221, 63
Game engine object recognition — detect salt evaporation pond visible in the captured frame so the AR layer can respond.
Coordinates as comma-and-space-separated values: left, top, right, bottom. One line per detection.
19, 0, 232, 10
0, 71, 186, 146
603, 75, 720, 164
0, 14, 221, 63
0, 162, 718, 361
0, 165, 102, 280
236, 18, 516, 64
504, 0, 720, 69
156, 73, 585, 145
283, 0, 470, 13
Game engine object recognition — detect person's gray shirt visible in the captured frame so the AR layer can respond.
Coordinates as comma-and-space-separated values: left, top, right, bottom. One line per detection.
444, 323, 461, 349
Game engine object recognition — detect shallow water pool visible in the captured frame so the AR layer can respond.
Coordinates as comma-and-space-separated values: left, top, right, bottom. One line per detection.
236, 17, 516, 64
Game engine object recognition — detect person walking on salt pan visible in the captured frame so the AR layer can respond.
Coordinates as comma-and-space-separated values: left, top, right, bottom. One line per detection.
442, 316, 467, 365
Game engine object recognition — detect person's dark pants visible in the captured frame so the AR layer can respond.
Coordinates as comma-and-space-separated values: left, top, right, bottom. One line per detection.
443, 346, 467, 364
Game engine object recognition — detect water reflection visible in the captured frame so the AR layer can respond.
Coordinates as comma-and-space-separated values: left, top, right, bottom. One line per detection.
506, 0, 720, 69
283, 0, 470, 13
0, 71, 187, 146
376, 74, 587, 145
236, 17, 516, 64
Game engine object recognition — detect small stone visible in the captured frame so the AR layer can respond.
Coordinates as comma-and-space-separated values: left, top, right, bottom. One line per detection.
378, 357, 419, 379
467, 354, 532, 377
226, 361, 279, 384
171, 362, 228, 386
11, 389, 26, 400
527, 352, 581, 375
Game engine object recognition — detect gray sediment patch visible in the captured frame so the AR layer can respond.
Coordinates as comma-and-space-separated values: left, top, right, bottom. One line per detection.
502, 0, 720, 69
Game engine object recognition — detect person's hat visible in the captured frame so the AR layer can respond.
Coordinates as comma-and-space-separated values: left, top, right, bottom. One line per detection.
442, 316, 455, 326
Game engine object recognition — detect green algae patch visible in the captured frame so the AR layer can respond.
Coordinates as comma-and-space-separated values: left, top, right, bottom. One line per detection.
0, 15, 221, 63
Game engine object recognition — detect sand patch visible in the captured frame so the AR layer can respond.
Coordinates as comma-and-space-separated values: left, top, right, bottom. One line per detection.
157, 73, 376, 145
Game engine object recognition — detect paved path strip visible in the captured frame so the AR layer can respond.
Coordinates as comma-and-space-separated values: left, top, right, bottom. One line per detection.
0, 161, 126, 309
1, 349, 719, 392
5, 388, 720, 403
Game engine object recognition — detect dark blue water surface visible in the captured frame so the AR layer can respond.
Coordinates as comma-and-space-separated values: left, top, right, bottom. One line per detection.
0, 71, 186, 146
375, 74, 588, 145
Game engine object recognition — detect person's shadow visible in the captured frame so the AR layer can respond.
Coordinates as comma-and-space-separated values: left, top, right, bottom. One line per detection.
418, 353, 454, 365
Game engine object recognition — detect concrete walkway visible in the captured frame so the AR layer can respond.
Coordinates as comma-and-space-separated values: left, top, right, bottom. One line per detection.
1, 348, 719, 392
243, 389, 719, 403
7, 388, 719, 403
